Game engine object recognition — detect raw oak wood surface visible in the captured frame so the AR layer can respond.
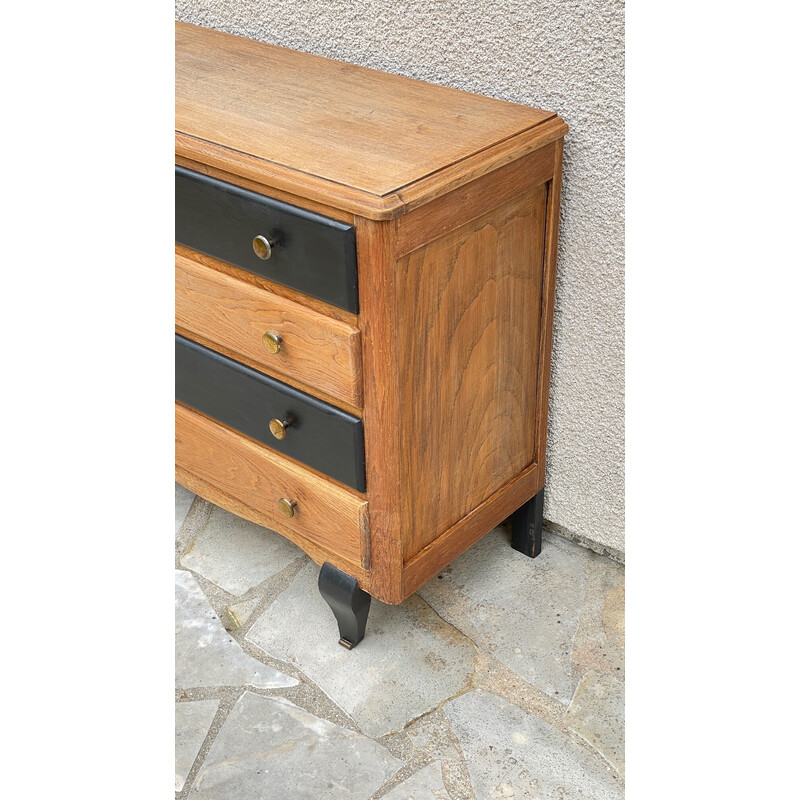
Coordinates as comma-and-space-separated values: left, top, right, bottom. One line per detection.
177, 467, 372, 587
389, 118, 567, 217
176, 253, 363, 409
176, 402, 369, 571
354, 217, 405, 603
397, 185, 548, 560
175, 21, 563, 219
175, 244, 359, 326
394, 143, 554, 256
402, 461, 544, 597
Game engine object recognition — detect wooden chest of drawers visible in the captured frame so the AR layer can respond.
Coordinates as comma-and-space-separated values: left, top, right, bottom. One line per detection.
175, 21, 567, 647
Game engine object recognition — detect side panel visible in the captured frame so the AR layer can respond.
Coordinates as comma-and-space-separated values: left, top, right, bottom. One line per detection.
397, 184, 548, 561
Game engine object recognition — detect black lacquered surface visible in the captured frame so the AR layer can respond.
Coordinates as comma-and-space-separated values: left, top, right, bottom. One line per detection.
175, 335, 366, 491
175, 166, 359, 312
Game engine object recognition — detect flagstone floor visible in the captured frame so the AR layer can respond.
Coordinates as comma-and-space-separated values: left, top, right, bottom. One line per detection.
175, 483, 624, 799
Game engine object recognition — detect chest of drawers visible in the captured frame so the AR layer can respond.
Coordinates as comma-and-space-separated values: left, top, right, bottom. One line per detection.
175, 21, 567, 647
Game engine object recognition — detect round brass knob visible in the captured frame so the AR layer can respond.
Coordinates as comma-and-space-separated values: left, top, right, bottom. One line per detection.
277, 498, 297, 518
252, 235, 274, 260
262, 332, 282, 354
269, 417, 292, 440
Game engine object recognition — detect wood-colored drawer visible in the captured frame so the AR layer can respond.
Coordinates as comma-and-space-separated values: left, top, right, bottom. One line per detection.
176, 335, 366, 491
176, 402, 369, 570
175, 253, 363, 410
175, 166, 359, 312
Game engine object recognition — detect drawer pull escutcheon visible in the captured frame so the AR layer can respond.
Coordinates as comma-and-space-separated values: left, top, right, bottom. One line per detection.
262, 332, 282, 354
277, 498, 297, 518
269, 417, 293, 440
252, 234, 275, 260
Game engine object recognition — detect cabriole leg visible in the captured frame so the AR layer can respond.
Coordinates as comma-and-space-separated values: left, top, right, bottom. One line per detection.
508, 489, 544, 558
318, 562, 372, 649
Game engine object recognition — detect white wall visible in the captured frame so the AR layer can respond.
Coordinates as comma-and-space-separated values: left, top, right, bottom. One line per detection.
175, 0, 625, 554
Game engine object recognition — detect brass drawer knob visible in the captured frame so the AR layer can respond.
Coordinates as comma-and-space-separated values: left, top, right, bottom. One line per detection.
252, 234, 275, 260
262, 332, 282, 354
269, 417, 293, 440
277, 498, 297, 518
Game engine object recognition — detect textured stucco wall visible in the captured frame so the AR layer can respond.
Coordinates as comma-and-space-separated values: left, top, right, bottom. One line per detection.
175, 1, 625, 554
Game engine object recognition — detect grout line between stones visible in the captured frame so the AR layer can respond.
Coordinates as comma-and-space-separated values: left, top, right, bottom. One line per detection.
175, 491, 624, 797
175, 688, 242, 800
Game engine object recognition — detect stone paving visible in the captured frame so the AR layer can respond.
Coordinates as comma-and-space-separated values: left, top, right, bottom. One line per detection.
175, 483, 625, 799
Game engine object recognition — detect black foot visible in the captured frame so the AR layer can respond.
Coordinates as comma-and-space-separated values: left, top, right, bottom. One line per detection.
318, 562, 372, 649
508, 489, 544, 558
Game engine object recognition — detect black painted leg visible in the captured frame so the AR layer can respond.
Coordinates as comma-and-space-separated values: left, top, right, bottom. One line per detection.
508, 489, 544, 558
318, 562, 372, 649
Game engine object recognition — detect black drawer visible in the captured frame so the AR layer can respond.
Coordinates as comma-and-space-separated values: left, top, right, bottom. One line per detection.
175, 166, 359, 313
175, 335, 365, 491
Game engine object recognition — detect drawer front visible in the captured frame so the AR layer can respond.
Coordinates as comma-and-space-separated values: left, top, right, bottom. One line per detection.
175, 166, 359, 312
175, 254, 363, 409
175, 334, 366, 491
176, 402, 368, 568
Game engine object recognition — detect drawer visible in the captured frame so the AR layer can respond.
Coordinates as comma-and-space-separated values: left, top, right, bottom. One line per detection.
175, 166, 359, 312
176, 402, 368, 569
175, 334, 366, 491
175, 254, 362, 409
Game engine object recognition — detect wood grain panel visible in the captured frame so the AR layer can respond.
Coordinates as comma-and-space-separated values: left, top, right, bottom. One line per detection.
397, 184, 548, 560
354, 217, 405, 603
176, 22, 553, 199
175, 244, 359, 326
175, 402, 368, 568
391, 118, 567, 218
402, 461, 544, 596
177, 467, 371, 585
395, 143, 555, 256
176, 253, 363, 409
176, 131, 405, 221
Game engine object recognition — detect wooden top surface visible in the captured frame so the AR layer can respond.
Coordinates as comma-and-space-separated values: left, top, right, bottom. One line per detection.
176, 22, 566, 218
